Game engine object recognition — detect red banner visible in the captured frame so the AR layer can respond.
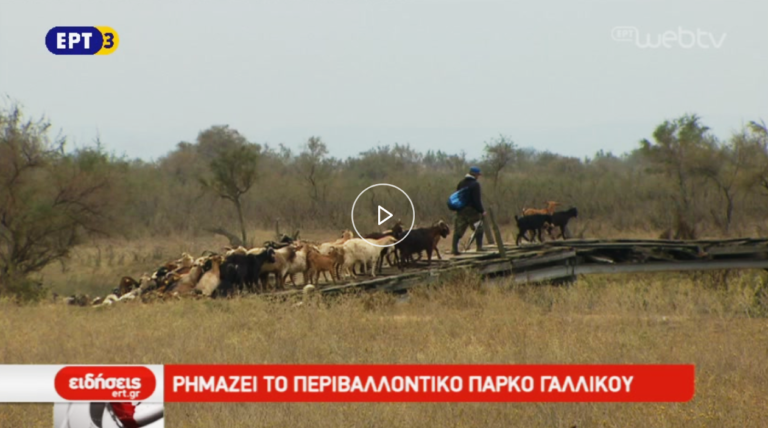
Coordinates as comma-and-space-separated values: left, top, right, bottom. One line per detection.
164, 364, 694, 403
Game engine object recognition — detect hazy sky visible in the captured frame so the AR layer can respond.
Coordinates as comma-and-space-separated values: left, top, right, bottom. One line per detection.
1, 0, 766, 162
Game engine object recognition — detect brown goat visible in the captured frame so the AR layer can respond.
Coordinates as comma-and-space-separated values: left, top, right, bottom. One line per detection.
431, 220, 450, 260
117, 276, 140, 295
165, 264, 204, 295
306, 247, 339, 285
414, 220, 451, 261
522, 201, 561, 216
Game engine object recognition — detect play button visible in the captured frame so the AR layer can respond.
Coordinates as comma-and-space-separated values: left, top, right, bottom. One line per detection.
378, 206, 393, 225
351, 183, 416, 248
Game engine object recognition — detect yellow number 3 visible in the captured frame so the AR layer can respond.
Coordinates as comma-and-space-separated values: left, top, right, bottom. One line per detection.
94, 26, 119, 55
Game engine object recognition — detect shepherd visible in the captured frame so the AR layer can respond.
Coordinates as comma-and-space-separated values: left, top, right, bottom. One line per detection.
448, 166, 486, 255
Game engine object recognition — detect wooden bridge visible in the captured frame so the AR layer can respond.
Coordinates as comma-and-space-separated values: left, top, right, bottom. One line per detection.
313, 237, 768, 296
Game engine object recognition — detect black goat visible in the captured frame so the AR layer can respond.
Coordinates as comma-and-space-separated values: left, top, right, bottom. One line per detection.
263, 239, 292, 250
152, 266, 169, 280
262, 235, 294, 250
514, 214, 553, 245
364, 220, 404, 240
395, 221, 451, 269
365, 220, 405, 270
549, 207, 578, 240
218, 248, 277, 296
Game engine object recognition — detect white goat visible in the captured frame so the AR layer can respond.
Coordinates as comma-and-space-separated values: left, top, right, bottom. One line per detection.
283, 245, 310, 287
195, 255, 223, 297
319, 230, 353, 255
341, 236, 396, 278
177, 252, 194, 269
225, 246, 248, 257
118, 288, 141, 301
246, 246, 266, 255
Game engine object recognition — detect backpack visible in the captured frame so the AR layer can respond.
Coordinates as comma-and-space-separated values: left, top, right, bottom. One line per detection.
447, 187, 469, 211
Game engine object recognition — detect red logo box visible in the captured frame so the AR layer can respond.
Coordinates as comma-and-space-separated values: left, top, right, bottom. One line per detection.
55, 366, 156, 401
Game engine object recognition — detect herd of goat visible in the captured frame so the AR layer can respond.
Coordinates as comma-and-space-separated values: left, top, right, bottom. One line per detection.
515, 201, 579, 246
63, 202, 578, 307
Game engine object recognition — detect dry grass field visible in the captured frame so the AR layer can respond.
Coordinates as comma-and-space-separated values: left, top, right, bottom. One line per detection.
1, 262, 767, 427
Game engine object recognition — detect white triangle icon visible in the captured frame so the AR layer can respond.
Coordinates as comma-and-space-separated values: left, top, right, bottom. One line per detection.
378, 205, 393, 226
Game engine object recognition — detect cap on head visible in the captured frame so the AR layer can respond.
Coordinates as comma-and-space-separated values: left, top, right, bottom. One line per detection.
469, 166, 481, 175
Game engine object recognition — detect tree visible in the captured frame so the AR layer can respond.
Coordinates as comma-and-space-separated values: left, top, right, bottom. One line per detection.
195, 125, 248, 160
743, 120, 768, 196
0, 104, 116, 299
295, 136, 332, 212
482, 135, 516, 189
639, 114, 711, 231
351, 144, 422, 181
198, 126, 260, 246
693, 135, 750, 233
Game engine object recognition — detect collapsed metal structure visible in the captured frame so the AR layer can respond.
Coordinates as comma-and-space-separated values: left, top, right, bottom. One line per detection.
317, 238, 768, 295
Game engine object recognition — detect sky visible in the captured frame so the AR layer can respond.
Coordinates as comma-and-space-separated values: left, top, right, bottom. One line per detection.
1, 0, 766, 162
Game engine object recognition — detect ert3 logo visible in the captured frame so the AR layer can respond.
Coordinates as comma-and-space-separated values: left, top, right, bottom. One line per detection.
46, 26, 119, 55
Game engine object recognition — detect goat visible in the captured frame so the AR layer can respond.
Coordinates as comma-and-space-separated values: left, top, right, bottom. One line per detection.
316, 230, 354, 275
138, 275, 157, 293
329, 246, 346, 280
364, 220, 405, 269
150, 256, 191, 284
65, 294, 90, 306
318, 230, 354, 255
264, 240, 292, 250
431, 220, 451, 260
195, 255, 225, 296
246, 246, 266, 256
364, 219, 404, 240
305, 246, 340, 285
548, 207, 578, 240
165, 262, 205, 295
224, 246, 248, 257
522, 201, 561, 216
93, 294, 119, 307
514, 214, 553, 245
177, 252, 194, 268
118, 288, 140, 301
412, 220, 451, 262
150, 266, 169, 281
117, 276, 140, 296
395, 221, 451, 268
219, 248, 276, 295
283, 244, 310, 287
259, 246, 297, 290
341, 236, 397, 278
155, 270, 181, 293
277, 234, 295, 244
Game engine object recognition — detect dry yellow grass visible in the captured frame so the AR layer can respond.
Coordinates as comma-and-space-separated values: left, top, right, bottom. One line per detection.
1, 269, 767, 427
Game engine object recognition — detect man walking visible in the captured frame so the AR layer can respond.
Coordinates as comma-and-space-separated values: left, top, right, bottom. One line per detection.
451, 166, 486, 255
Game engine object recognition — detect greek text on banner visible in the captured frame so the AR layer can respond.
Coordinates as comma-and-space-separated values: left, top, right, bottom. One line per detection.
164, 364, 695, 403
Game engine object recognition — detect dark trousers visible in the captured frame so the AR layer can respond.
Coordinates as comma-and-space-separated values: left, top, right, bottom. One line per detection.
453, 207, 483, 252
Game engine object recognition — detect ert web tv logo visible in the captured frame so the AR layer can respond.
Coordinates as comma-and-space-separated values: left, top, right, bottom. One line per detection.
45, 26, 119, 55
